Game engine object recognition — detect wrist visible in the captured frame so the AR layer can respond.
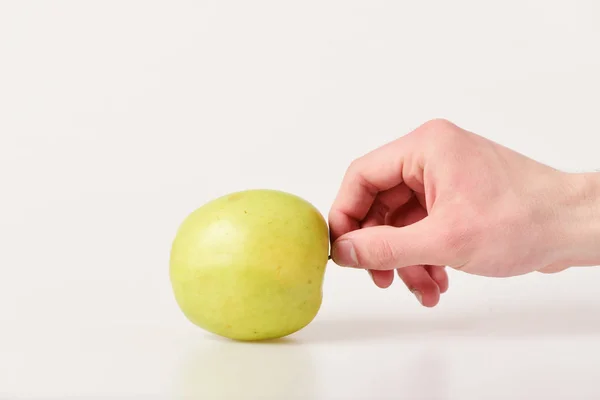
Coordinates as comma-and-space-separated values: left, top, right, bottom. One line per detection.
555, 172, 600, 267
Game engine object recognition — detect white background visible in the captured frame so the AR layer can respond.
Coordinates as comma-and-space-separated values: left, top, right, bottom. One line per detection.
1, 1, 600, 399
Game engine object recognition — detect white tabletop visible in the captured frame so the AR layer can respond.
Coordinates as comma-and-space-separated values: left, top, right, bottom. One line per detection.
2, 1, 600, 399
3, 267, 600, 399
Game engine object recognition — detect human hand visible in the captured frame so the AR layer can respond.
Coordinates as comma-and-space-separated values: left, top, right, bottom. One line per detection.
328, 119, 600, 307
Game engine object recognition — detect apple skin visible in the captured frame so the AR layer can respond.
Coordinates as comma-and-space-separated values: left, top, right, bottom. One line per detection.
169, 189, 329, 341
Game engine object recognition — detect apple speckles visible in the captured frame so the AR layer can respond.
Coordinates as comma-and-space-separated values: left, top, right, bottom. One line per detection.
170, 188, 327, 341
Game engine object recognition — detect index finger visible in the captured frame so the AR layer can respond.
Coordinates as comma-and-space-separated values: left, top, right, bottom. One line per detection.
328, 135, 416, 242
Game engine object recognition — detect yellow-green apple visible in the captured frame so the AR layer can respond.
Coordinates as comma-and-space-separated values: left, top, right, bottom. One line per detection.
169, 189, 329, 341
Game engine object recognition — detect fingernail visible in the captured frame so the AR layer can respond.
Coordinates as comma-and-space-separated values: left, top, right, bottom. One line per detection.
332, 240, 358, 267
412, 290, 423, 305
367, 270, 374, 282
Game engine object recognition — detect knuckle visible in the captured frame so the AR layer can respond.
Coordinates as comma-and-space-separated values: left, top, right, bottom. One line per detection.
327, 208, 341, 226
347, 157, 362, 174
539, 264, 567, 274
423, 118, 456, 131
346, 158, 379, 197
342, 159, 359, 183
414, 118, 463, 144
362, 237, 397, 269
347, 155, 369, 174
421, 118, 457, 134
345, 158, 365, 182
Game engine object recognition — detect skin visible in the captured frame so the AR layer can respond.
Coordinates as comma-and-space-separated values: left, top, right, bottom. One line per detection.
328, 119, 600, 307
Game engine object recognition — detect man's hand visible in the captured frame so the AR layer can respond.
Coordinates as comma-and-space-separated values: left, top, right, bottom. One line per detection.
328, 119, 600, 307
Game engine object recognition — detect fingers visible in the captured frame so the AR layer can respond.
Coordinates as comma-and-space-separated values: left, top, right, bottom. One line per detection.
415, 192, 428, 212
349, 192, 451, 301
426, 265, 449, 293
360, 184, 414, 229
332, 193, 448, 270
359, 185, 414, 289
369, 270, 395, 288
396, 265, 440, 307
386, 195, 427, 228
347, 191, 450, 301
538, 264, 570, 274
331, 220, 449, 270
329, 119, 459, 245
328, 137, 421, 243
369, 264, 449, 295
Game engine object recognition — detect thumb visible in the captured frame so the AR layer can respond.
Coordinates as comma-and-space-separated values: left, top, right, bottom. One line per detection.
331, 220, 447, 270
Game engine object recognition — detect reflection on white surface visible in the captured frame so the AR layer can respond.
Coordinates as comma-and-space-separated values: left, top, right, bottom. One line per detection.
172, 302, 600, 399
176, 338, 317, 399
3, 303, 600, 398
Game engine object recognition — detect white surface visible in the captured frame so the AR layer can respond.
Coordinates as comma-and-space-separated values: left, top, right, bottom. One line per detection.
1, 1, 600, 399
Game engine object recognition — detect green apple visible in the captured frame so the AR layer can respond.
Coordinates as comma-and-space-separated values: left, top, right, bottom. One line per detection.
169, 189, 329, 341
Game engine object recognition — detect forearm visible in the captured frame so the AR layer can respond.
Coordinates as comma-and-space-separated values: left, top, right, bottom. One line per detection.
558, 172, 600, 267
